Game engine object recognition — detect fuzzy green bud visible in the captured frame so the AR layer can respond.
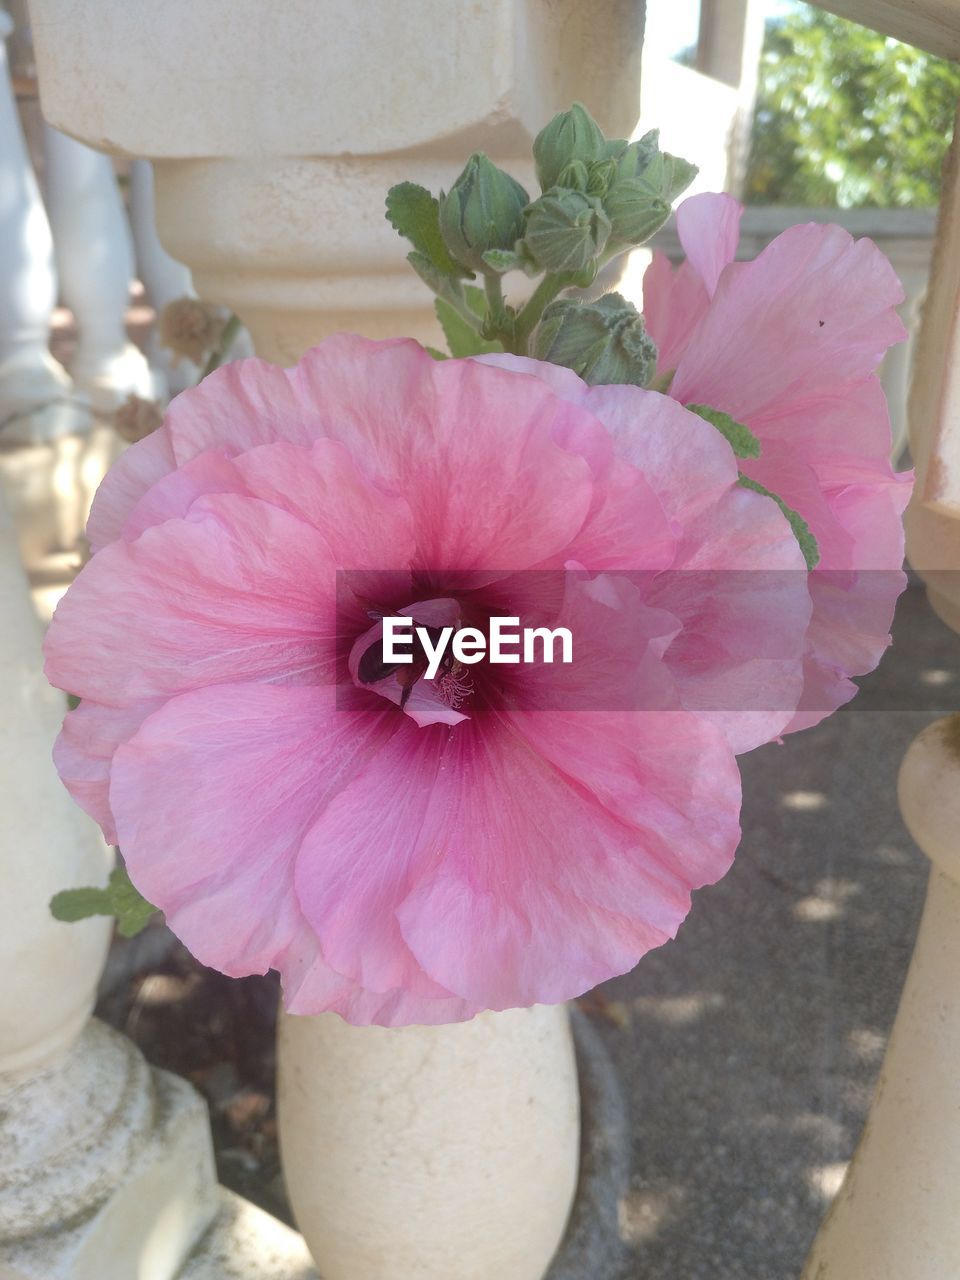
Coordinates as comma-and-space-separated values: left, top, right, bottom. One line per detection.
533, 102, 607, 191
438, 153, 529, 274
532, 293, 658, 387
522, 189, 611, 274
603, 182, 671, 250
603, 142, 698, 250
613, 130, 662, 180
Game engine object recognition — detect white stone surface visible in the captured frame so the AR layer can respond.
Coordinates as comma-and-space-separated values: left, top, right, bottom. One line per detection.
128, 158, 202, 394
0, 423, 118, 602
278, 1005, 580, 1280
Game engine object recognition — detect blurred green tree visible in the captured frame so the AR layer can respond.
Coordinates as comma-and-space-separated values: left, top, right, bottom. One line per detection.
745, 4, 960, 207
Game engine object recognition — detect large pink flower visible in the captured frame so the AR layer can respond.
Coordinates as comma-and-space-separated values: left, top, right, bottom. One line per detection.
644, 192, 913, 730
45, 335, 810, 1025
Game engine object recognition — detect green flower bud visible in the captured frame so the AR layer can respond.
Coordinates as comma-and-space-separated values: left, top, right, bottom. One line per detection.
637, 149, 699, 204
438, 153, 529, 274
602, 143, 698, 250
532, 293, 658, 387
613, 130, 661, 180
586, 158, 618, 199
533, 102, 607, 191
603, 181, 671, 250
556, 159, 591, 193
522, 189, 611, 275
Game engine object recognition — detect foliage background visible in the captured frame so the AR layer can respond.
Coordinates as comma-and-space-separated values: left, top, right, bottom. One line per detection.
744, 2, 960, 207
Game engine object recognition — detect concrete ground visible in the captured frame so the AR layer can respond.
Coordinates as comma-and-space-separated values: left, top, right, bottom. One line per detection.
596, 578, 959, 1279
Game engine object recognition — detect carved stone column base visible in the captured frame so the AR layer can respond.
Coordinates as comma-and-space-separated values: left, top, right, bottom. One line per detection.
0, 1020, 219, 1280
0, 353, 90, 448
178, 1192, 318, 1280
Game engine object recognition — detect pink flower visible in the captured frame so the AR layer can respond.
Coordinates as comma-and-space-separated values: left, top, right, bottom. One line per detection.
644, 192, 913, 730
45, 335, 809, 1026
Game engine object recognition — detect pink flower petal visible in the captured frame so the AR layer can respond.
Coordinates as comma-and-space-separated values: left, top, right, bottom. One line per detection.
642, 255, 710, 376
53, 699, 162, 843
397, 710, 741, 1008
675, 192, 743, 297
671, 223, 907, 418
110, 683, 400, 976
293, 705, 739, 1010
87, 427, 177, 552
279, 923, 480, 1026
46, 495, 351, 703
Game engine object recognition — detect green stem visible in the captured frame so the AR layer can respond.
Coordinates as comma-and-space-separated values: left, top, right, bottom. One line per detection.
512, 273, 568, 355
199, 312, 242, 382
484, 271, 505, 322
439, 282, 488, 331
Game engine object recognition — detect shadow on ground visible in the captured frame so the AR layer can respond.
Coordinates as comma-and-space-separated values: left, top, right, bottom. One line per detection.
596, 579, 958, 1278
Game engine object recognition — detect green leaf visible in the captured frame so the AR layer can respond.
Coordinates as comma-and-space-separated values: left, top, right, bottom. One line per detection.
434, 295, 503, 358
385, 183, 465, 278
50, 884, 114, 923
425, 346, 449, 361
688, 404, 761, 459
737, 475, 821, 568
50, 864, 159, 937
108, 867, 158, 937
406, 250, 450, 297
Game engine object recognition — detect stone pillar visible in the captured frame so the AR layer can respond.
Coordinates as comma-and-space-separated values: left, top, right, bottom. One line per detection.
278, 1006, 579, 1280
0, 11, 86, 446
0, 488, 220, 1280
128, 158, 201, 395
28, 3, 646, 1274
800, 722, 960, 1279
801, 102, 960, 1280
42, 124, 159, 412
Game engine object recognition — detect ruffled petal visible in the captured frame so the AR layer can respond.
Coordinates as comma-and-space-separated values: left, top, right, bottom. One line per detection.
675, 193, 743, 297
87, 427, 177, 552
295, 705, 740, 1010
397, 710, 742, 1008
671, 223, 906, 419
109, 683, 399, 976
279, 923, 480, 1026
46, 495, 350, 703
642, 255, 710, 377
53, 699, 162, 843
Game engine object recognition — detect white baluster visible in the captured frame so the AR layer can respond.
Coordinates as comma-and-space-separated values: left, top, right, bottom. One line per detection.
0, 10, 86, 446
42, 125, 161, 413
128, 158, 201, 393
128, 158, 254, 390
800, 719, 960, 1278
27, 2, 649, 1272
0, 488, 223, 1280
278, 1007, 579, 1280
